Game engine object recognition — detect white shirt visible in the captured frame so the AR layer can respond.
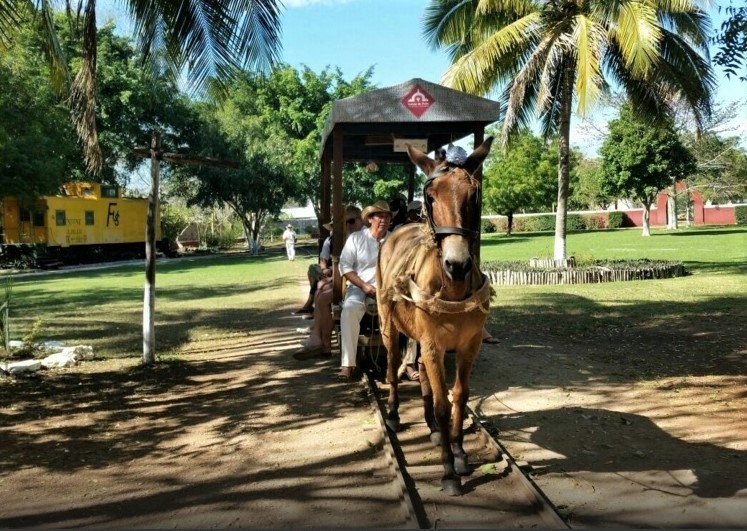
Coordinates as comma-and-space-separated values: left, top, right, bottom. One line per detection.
282, 229, 296, 243
338, 227, 388, 304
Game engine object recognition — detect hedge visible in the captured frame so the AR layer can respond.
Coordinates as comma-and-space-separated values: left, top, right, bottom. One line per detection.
735, 205, 747, 226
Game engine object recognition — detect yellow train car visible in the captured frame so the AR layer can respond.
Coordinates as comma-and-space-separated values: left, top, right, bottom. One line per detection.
0, 182, 163, 263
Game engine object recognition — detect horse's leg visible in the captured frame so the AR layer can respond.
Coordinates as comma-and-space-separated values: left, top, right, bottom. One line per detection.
417, 356, 439, 446
421, 341, 461, 496
381, 314, 401, 432
450, 340, 480, 476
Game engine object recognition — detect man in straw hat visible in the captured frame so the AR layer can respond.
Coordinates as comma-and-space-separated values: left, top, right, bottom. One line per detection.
282, 223, 297, 261
335, 200, 393, 380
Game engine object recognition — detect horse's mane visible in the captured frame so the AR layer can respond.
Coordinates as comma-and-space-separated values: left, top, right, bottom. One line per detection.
381, 223, 437, 301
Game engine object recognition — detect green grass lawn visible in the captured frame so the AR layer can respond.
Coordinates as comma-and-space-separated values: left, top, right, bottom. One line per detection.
481, 225, 747, 275
3, 226, 745, 366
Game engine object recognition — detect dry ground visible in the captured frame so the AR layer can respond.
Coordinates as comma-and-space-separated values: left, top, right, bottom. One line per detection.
0, 262, 745, 528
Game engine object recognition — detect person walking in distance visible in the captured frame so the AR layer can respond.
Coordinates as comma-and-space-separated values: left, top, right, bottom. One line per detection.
282, 224, 297, 261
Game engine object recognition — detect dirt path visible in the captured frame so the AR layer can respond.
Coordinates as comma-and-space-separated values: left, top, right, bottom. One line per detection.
0, 306, 413, 528
1, 265, 745, 528
470, 337, 747, 528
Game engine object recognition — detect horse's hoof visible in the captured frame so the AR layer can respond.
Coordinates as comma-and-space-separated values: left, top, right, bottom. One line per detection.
430, 431, 442, 446
385, 417, 400, 432
455, 456, 471, 476
442, 477, 462, 496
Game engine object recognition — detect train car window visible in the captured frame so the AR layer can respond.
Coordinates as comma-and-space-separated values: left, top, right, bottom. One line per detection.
101, 186, 118, 198
19, 209, 31, 222
33, 210, 45, 226
85, 211, 94, 225
55, 210, 66, 226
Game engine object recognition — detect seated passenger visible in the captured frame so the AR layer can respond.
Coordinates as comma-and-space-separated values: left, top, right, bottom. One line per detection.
294, 205, 363, 360
335, 200, 392, 380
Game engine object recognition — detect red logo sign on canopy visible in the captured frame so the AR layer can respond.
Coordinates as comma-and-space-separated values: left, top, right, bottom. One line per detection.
402, 85, 434, 118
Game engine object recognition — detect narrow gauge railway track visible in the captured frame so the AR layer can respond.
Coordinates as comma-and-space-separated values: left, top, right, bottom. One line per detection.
362, 372, 570, 529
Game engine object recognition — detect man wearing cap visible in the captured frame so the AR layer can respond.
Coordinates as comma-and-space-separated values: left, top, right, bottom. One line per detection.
336, 200, 392, 380
406, 200, 423, 224
282, 224, 297, 261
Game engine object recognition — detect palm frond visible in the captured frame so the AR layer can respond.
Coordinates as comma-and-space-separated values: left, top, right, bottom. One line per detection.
651, 28, 715, 130
658, 4, 712, 51
69, 0, 102, 174
129, 0, 282, 98
441, 11, 540, 93
571, 14, 606, 116
423, 0, 482, 60
500, 30, 555, 146
613, 0, 661, 77
36, 0, 72, 94
0, 0, 23, 48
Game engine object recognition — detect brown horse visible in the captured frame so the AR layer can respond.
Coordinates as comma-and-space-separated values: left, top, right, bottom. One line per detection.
376, 137, 494, 496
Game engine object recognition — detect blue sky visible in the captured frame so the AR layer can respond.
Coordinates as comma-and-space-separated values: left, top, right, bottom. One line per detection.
98, 0, 745, 155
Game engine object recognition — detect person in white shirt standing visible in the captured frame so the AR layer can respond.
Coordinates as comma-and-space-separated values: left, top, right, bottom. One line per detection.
282, 224, 297, 261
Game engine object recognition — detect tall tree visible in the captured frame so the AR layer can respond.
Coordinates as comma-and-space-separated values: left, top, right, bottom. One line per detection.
170, 102, 294, 255
0, 14, 78, 202
0, 0, 282, 175
424, 0, 715, 261
600, 104, 696, 236
482, 128, 559, 234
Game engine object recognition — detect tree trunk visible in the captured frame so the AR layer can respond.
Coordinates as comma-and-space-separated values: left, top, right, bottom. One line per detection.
507, 212, 514, 235
143, 130, 160, 365
667, 180, 678, 230
642, 205, 651, 237
554, 70, 574, 261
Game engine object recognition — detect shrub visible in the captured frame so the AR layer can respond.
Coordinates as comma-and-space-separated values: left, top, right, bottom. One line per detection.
607, 211, 624, 228
582, 213, 607, 230
481, 219, 497, 233
567, 214, 585, 231
735, 205, 747, 226
519, 216, 548, 232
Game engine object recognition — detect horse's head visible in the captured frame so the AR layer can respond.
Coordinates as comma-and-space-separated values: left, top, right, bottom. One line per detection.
407, 137, 493, 282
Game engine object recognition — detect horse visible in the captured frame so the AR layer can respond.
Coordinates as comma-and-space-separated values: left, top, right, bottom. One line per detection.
376, 137, 494, 496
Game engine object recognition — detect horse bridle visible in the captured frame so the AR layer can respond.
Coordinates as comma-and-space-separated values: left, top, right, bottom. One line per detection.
422, 162, 481, 242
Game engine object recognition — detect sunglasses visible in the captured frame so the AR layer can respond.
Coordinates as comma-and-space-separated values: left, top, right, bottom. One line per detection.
345, 218, 358, 225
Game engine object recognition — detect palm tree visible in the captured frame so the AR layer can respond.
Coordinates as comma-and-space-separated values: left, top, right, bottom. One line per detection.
1, 0, 282, 175
1, 0, 282, 364
424, 0, 715, 261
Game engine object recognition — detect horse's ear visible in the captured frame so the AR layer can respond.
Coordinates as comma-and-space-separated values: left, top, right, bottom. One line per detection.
464, 136, 494, 175
407, 143, 437, 176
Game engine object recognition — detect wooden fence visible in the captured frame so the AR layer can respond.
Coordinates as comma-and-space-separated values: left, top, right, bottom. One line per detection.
484, 262, 686, 286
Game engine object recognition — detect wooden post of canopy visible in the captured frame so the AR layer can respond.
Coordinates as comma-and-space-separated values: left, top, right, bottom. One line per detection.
472, 126, 486, 265
331, 128, 345, 305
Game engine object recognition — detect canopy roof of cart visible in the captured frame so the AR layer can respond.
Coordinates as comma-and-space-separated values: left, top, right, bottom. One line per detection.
319, 78, 501, 163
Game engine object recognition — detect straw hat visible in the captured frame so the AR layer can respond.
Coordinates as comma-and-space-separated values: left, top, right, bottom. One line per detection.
286, 224, 293, 229
361, 200, 394, 221
323, 205, 363, 231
